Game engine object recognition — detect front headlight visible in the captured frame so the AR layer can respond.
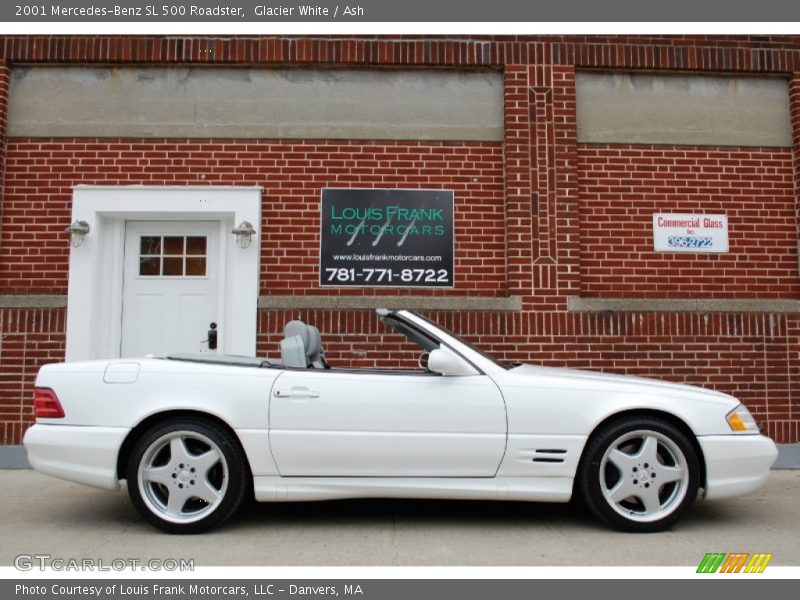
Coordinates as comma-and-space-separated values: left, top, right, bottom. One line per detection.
726, 404, 759, 433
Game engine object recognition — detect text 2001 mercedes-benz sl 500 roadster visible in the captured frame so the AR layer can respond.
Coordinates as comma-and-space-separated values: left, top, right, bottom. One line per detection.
24, 309, 777, 534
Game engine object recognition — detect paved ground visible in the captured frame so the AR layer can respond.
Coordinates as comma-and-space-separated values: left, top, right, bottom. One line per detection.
0, 470, 798, 567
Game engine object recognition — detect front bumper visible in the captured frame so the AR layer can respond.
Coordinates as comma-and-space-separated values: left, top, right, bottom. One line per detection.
23, 423, 130, 490
699, 434, 778, 500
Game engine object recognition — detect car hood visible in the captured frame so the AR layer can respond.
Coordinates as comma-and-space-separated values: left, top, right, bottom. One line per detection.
506, 363, 737, 406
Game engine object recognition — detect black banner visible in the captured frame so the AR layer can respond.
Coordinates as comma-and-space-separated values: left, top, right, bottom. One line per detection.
319, 188, 454, 288
3, 579, 797, 600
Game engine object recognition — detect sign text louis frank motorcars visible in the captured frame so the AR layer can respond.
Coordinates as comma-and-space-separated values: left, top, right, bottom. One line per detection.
652, 213, 729, 253
320, 188, 454, 287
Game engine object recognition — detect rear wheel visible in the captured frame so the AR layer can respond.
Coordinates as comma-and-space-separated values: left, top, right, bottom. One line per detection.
126, 417, 247, 534
578, 416, 700, 532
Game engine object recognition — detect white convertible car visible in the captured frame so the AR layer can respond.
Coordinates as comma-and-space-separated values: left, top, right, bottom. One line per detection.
25, 309, 777, 534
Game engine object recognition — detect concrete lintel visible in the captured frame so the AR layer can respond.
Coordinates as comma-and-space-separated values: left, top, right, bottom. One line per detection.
258, 295, 523, 312
576, 72, 792, 147
0, 295, 67, 309
9, 67, 504, 142
568, 296, 800, 314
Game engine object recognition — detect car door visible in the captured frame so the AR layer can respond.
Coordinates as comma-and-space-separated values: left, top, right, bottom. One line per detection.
268, 369, 507, 477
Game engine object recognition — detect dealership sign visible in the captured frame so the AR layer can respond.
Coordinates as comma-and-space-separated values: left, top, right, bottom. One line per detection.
652, 213, 729, 253
320, 188, 454, 287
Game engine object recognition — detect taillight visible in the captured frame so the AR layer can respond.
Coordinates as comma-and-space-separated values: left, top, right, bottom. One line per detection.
34, 387, 65, 419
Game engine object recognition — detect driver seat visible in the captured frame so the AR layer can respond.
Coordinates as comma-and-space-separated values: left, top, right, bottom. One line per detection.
282, 320, 329, 369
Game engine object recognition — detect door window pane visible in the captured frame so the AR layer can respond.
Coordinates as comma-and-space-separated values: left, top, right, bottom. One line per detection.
138, 235, 207, 277
140, 236, 161, 255
185, 257, 207, 276
163, 236, 184, 255
186, 237, 207, 256
162, 257, 183, 276
139, 256, 160, 276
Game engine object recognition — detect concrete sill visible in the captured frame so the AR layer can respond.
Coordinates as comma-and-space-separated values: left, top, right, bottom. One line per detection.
567, 297, 800, 314
258, 295, 523, 312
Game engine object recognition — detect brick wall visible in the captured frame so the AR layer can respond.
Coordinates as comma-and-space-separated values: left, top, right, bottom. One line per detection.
0, 139, 505, 296
578, 144, 799, 297
0, 308, 65, 444
1, 35, 799, 445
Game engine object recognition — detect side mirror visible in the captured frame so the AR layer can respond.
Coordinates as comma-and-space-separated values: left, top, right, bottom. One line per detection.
428, 346, 478, 377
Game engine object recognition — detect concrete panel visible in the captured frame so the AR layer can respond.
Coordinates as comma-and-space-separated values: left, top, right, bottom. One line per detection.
7, 67, 504, 141
576, 73, 792, 147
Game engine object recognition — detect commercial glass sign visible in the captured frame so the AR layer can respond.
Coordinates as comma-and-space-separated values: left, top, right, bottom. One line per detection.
652, 213, 729, 252
320, 188, 454, 287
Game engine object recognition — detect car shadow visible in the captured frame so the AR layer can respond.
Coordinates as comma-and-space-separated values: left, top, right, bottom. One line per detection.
228, 496, 599, 531
36, 481, 765, 536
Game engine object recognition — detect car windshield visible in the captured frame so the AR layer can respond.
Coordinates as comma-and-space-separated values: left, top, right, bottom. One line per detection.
403, 310, 508, 370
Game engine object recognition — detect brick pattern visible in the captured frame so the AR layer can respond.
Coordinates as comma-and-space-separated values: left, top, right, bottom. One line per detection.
0, 60, 8, 141
2, 36, 800, 73
577, 144, 798, 298
0, 308, 65, 444
0, 60, 9, 254
0, 139, 505, 295
0, 35, 799, 444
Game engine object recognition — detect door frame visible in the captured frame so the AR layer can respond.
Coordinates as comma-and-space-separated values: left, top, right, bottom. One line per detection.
66, 186, 261, 361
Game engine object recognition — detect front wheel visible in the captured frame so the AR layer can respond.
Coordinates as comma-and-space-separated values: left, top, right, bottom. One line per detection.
578, 417, 700, 532
126, 417, 247, 534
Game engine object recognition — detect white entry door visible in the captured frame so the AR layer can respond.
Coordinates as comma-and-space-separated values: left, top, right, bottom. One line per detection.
121, 221, 220, 358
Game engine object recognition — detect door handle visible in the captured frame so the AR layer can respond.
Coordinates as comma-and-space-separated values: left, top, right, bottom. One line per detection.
274, 387, 320, 399
202, 322, 218, 350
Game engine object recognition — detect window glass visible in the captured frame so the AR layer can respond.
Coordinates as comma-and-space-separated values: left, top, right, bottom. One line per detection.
138, 235, 207, 277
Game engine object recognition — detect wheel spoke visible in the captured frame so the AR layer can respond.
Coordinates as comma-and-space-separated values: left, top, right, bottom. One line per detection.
606, 479, 637, 504
637, 435, 659, 463
166, 485, 191, 515
607, 448, 636, 471
142, 464, 172, 486
655, 463, 684, 484
193, 448, 222, 474
169, 436, 191, 464
193, 478, 222, 504
638, 485, 662, 514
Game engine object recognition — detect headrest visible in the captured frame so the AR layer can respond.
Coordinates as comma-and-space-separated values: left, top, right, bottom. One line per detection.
305, 325, 322, 358
284, 320, 328, 368
284, 320, 310, 347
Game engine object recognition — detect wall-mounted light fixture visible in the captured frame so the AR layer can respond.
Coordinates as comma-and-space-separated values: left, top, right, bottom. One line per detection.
231, 221, 256, 249
65, 220, 90, 247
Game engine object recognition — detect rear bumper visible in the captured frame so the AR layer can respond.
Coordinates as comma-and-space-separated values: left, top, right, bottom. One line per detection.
699, 434, 778, 500
23, 423, 129, 491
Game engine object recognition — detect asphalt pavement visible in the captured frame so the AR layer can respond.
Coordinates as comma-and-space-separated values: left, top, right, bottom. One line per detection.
1, 469, 798, 566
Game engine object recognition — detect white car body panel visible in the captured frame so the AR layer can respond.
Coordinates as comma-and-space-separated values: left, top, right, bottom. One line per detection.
24, 424, 127, 490
23, 309, 778, 515
495, 364, 741, 437
252, 476, 572, 503
699, 435, 779, 499
269, 369, 506, 476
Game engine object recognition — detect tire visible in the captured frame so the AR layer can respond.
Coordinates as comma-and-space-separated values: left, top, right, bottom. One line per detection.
126, 417, 248, 534
578, 416, 700, 533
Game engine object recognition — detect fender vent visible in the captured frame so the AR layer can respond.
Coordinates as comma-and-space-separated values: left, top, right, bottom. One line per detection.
532, 448, 567, 464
